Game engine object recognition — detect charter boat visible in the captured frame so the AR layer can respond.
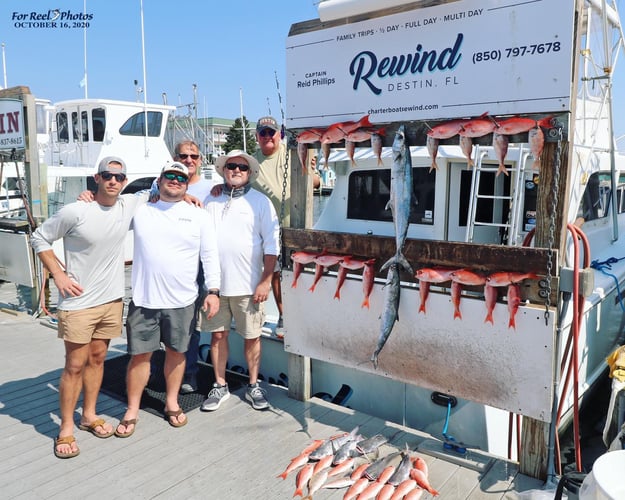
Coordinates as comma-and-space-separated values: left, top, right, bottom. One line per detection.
248, 0, 625, 482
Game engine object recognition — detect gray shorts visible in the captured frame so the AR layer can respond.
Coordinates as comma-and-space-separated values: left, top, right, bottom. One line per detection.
126, 300, 197, 355
202, 295, 265, 340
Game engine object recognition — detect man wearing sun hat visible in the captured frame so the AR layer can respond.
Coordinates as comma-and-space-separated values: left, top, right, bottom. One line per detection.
115, 161, 221, 435
31, 156, 148, 458
200, 150, 279, 411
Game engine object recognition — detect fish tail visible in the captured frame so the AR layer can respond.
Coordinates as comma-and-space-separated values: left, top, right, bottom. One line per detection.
377, 156, 384, 167
361, 298, 370, 309
429, 162, 437, 173
454, 309, 462, 320
291, 279, 298, 288
308, 283, 316, 293
419, 303, 426, 314
334, 290, 341, 300
397, 253, 413, 275
509, 317, 516, 329
496, 163, 509, 177
370, 351, 379, 369
485, 313, 494, 324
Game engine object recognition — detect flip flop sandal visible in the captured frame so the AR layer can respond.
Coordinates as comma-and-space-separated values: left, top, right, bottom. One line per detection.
114, 418, 137, 438
78, 418, 114, 438
164, 408, 187, 428
54, 435, 80, 459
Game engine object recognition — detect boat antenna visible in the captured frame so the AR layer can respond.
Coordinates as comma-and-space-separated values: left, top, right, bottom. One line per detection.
240, 87, 247, 153
1, 43, 7, 89
139, 0, 149, 154
274, 70, 286, 136
81, 0, 88, 98
267, 97, 271, 116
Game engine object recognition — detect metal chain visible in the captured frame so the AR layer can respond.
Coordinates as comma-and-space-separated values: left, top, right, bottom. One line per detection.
277, 142, 290, 277
542, 126, 563, 324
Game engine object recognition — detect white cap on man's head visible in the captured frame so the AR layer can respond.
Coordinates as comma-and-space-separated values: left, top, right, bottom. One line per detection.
161, 162, 189, 178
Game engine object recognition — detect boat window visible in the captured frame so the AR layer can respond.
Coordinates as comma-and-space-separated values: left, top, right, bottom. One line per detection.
56, 112, 69, 142
91, 108, 105, 142
123, 177, 155, 194
71, 112, 88, 142
35, 103, 48, 135
119, 111, 163, 137
578, 172, 625, 221
347, 168, 434, 225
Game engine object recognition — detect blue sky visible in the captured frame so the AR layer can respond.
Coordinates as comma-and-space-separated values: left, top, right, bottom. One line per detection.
1, 0, 624, 147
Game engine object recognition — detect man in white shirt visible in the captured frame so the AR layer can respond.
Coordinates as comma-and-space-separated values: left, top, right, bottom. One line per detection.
201, 150, 279, 411
115, 162, 220, 436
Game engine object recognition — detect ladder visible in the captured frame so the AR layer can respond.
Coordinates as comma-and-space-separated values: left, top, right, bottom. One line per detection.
465, 144, 530, 245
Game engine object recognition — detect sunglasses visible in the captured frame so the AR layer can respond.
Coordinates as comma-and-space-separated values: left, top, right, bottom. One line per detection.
176, 153, 200, 160
163, 172, 189, 183
100, 171, 126, 182
258, 128, 276, 138
225, 162, 250, 172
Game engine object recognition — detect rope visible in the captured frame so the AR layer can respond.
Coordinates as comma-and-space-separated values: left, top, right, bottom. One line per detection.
591, 256, 625, 312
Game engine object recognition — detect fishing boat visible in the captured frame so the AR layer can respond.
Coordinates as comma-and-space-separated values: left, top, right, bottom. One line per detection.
239, 0, 625, 483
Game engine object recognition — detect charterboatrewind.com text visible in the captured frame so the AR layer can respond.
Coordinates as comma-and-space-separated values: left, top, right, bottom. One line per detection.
11, 9, 93, 29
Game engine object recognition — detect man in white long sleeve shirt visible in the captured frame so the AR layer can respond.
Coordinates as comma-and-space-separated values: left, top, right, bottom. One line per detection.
201, 150, 279, 412
115, 162, 220, 436
31, 157, 144, 458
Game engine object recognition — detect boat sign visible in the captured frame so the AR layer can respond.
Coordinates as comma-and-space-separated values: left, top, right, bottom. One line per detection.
286, 0, 574, 128
0, 99, 25, 150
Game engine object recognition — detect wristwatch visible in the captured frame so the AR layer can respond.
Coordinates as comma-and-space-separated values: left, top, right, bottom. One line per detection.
207, 289, 220, 297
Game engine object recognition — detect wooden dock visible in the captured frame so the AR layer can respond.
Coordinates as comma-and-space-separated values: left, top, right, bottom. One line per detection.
0, 282, 544, 499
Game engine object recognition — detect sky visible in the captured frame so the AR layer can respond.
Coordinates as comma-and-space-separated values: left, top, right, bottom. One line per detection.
1, 0, 625, 148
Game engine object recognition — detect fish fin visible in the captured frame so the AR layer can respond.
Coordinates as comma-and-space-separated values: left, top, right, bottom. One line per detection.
334, 291, 340, 300
454, 310, 462, 320
485, 313, 494, 324
509, 318, 516, 329
291, 280, 298, 288
361, 298, 370, 309
496, 164, 509, 177
419, 303, 426, 314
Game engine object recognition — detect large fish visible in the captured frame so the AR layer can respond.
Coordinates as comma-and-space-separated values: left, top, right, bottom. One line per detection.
388, 451, 413, 486
381, 126, 414, 275
371, 264, 400, 369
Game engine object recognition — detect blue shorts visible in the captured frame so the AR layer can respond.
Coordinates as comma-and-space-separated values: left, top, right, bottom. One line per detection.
126, 300, 197, 355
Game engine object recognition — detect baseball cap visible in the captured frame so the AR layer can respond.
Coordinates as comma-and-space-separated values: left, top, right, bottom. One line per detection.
214, 150, 260, 184
161, 161, 189, 178
97, 156, 126, 174
256, 116, 280, 133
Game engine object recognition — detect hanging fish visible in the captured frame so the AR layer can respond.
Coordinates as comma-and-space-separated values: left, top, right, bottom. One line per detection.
450, 269, 487, 320
426, 111, 489, 139
346, 126, 386, 143
493, 132, 509, 176
296, 128, 325, 143
426, 135, 439, 173
320, 115, 371, 144
486, 271, 538, 287
484, 283, 498, 325
361, 258, 377, 308
459, 135, 474, 168
297, 142, 309, 175
334, 256, 367, 300
371, 131, 384, 166
507, 283, 521, 329
529, 126, 545, 170
291, 250, 321, 288
458, 117, 497, 137
345, 139, 357, 167
309, 253, 345, 292
494, 115, 553, 135
414, 267, 454, 314
321, 142, 331, 169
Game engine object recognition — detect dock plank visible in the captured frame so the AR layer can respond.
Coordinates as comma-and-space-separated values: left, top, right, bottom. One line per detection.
0, 284, 544, 499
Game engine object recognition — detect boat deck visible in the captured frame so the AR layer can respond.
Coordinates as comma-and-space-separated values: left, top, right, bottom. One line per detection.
0, 281, 544, 499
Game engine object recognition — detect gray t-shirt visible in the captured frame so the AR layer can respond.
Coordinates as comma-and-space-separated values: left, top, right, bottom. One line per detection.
31, 193, 147, 310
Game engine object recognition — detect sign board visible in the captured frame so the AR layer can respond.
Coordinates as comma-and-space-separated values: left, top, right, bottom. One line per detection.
286, 0, 575, 128
0, 98, 25, 150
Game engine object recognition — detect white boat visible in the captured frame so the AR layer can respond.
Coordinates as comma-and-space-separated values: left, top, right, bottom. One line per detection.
245, 0, 625, 482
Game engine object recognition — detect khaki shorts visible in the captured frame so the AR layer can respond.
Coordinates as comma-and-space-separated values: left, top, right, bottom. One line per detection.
202, 295, 264, 340
57, 299, 124, 344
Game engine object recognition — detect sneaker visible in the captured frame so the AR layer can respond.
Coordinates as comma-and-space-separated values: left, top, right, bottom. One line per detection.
275, 316, 285, 338
201, 383, 229, 411
276, 316, 284, 329
246, 383, 269, 410
179, 374, 197, 394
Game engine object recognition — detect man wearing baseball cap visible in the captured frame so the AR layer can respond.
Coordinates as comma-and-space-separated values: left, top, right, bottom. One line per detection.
115, 161, 221, 435
200, 150, 279, 411
31, 156, 147, 458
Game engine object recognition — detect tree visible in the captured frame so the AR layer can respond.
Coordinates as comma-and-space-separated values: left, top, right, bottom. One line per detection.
223, 116, 257, 154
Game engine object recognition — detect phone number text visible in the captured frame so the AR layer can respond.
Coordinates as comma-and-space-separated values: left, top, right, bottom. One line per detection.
472, 41, 561, 64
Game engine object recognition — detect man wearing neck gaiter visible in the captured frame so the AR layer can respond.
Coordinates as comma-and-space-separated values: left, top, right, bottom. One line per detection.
200, 150, 280, 411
